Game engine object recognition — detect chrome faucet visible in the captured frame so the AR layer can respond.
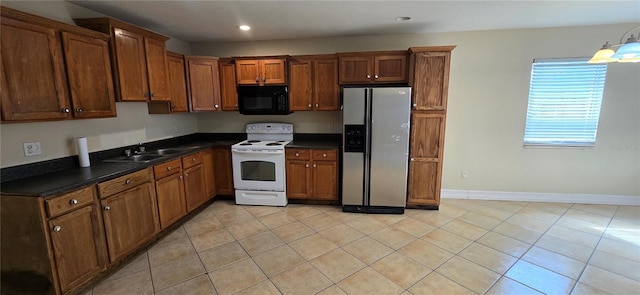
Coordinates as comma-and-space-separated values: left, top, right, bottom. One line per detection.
134, 143, 146, 154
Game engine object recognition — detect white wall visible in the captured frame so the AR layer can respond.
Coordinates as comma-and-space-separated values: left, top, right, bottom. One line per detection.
192, 24, 640, 197
0, 1, 196, 168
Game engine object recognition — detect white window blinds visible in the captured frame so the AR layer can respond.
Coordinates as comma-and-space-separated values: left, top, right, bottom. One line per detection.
524, 58, 607, 147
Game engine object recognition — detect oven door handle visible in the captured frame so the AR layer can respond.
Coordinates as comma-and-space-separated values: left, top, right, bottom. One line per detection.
232, 149, 284, 154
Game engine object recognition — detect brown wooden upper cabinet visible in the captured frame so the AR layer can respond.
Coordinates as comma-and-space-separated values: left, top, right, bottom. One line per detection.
186, 56, 221, 112
338, 51, 408, 84
148, 51, 189, 114
219, 58, 238, 111
74, 17, 171, 102
235, 58, 287, 85
1, 7, 116, 122
408, 46, 455, 110
289, 55, 340, 111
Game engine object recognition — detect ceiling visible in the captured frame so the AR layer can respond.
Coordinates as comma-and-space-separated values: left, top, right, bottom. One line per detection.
68, 0, 640, 43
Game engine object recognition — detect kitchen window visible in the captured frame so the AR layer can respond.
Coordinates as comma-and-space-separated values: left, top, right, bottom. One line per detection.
524, 58, 607, 147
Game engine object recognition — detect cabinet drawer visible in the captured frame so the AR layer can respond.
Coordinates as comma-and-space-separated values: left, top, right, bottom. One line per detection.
312, 150, 337, 161
45, 186, 96, 218
182, 152, 202, 169
286, 149, 310, 160
154, 158, 182, 179
98, 168, 151, 198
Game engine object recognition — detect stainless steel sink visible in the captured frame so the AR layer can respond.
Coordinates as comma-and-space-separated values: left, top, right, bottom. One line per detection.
104, 154, 166, 163
150, 148, 185, 155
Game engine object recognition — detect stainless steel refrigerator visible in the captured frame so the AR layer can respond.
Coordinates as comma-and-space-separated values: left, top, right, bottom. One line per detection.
342, 87, 411, 214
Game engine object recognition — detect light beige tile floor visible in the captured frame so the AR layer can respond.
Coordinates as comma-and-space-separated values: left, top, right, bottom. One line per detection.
83, 199, 640, 295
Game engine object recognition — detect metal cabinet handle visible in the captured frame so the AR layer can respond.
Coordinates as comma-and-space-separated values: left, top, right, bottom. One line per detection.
61, 108, 70, 113
69, 199, 78, 205
374, 74, 379, 79
184, 173, 189, 177
144, 92, 149, 97
295, 152, 300, 156
179, 175, 183, 179
255, 77, 259, 83
410, 158, 415, 161
412, 103, 417, 108
305, 164, 309, 168
262, 77, 266, 82
76, 107, 83, 112
125, 179, 131, 184
308, 104, 312, 108
192, 158, 196, 162
366, 74, 371, 79
167, 166, 172, 171
53, 225, 61, 232
104, 206, 111, 211
322, 153, 327, 157
150, 93, 155, 97
214, 104, 219, 109
315, 103, 319, 108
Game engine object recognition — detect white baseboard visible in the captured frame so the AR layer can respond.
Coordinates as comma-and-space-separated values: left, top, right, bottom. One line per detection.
441, 189, 640, 206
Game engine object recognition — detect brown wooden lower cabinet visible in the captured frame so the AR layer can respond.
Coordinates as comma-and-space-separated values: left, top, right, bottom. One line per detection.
1, 185, 107, 295
407, 111, 446, 207
184, 163, 207, 211
153, 158, 186, 229
100, 181, 158, 263
286, 148, 338, 201
212, 147, 234, 195
202, 149, 216, 198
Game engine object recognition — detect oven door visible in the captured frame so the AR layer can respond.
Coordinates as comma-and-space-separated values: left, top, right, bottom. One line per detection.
231, 149, 285, 191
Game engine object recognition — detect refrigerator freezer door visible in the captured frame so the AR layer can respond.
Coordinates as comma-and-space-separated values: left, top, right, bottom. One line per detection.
369, 87, 411, 207
342, 88, 367, 206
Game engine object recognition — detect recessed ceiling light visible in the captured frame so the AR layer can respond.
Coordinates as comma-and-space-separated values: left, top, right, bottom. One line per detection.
239, 25, 251, 31
395, 16, 411, 21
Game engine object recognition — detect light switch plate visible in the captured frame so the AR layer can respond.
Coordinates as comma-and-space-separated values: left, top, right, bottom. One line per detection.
24, 142, 41, 156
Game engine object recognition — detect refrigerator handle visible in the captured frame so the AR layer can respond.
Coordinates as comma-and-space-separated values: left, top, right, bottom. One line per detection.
363, 88, 373, 206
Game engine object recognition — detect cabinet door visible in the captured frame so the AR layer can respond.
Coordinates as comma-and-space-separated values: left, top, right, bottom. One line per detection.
339, 56, 371, 84
61, 32, 116, 118
202, 149, 216, 198
1, 17, 70, 121
261, 59, 286, 84
407, 160, 440, 205
184, 164, 207, 212
213, 148, 234, 195
235, 60, 260, 85
49, 205, 106, 293
101, 183, 158, 262
411, 51, 450, 110
187, 57, 221, 111
410, 113, 445, 159
155, 173, 186, 229
166, 52, 188, 112
112, 28, 149, 101
286, 160, 312, 199
145, 38, 170, 101
313, 160, 338, 200
408, 112, 445, 206
374, 54, 407, 83
314, 58, 340, 110
219, 59, 238, 111
288, 59, 313, 111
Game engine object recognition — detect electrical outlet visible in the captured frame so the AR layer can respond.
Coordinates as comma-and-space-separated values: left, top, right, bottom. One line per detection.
24, 142, 42, 156
174, 123, 180, 133
461, 170, 469, 179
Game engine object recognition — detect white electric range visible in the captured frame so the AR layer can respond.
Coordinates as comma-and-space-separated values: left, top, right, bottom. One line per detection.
231, 123, 293, 206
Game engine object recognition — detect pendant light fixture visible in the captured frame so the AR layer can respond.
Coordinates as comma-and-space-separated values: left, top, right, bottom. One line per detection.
589, 25, 640, 63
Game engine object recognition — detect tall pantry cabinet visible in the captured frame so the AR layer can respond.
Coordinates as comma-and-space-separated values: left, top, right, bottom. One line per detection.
406, 46, 455, 208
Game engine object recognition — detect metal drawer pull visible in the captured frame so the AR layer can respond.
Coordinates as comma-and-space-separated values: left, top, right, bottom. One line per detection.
192, 158, 196, 162
61, 108, 70, 113
412, 103, 417, 107
315, 103, 319, 108
125, 179, 131, 184
295, 152, 300, 156
322, 153, 327, 157
308, 104, 312, 108
305, 164, 309, 168
69, 199, 78, 205
185, 173, 189, 177
374, 74, 379, 79
313, 164, 317, 168
214, 104, 219, 108
366, 74, 371, 79
410, 158, 415, 161
104, 206, 111, 211
53, 226, 61, 232
76, 107, 83, 112
167, 166, 172, 171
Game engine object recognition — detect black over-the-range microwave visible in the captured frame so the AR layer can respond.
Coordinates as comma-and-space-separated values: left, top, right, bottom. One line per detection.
237, 85, 292, 115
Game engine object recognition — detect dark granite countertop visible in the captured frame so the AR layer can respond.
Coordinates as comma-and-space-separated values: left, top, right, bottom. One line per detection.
1, 133, 339, 198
